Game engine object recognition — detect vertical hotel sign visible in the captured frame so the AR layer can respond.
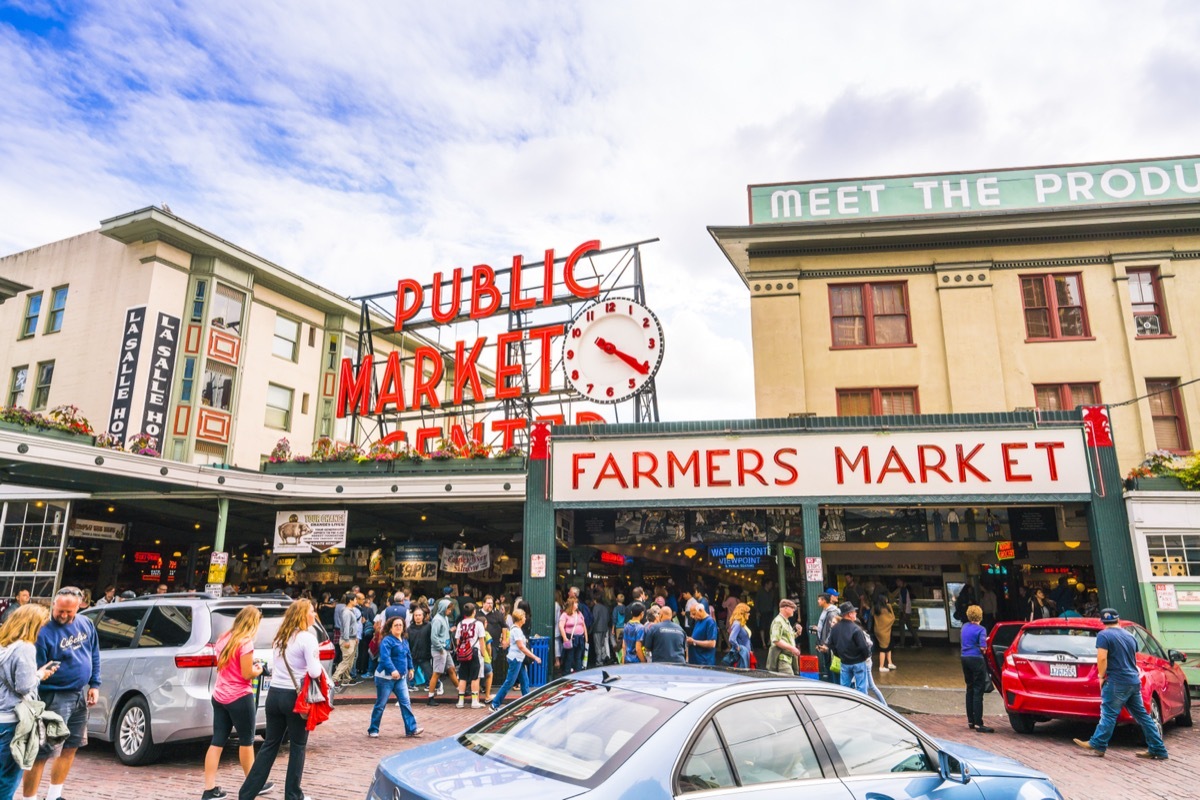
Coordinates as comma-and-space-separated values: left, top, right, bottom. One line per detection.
108, 307, 146, 442
138, 313, 181, 450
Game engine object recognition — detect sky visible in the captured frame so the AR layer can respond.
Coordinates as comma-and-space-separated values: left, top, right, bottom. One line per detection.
2, 1, 1198, 423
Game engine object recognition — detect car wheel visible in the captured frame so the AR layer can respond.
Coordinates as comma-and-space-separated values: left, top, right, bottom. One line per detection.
114, 696, 162, 766
1008, 712, 1036, 734
1178, 687, 1193, 728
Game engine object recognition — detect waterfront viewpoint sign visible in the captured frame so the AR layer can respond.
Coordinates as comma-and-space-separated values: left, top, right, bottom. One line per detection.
749, 156, 1200, 225
551, 429, 1091, 503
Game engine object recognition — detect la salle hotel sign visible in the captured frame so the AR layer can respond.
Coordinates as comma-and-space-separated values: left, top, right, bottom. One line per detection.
552, 429, 1091, 502
750, 156, 1200, 225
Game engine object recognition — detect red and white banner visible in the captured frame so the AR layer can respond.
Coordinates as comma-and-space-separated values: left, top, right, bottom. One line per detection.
551, 429, 1090, 502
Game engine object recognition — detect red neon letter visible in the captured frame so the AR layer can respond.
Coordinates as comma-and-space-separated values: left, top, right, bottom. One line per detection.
470, 264, 502, 319
737, 449, 767, 486
1002, 442, 1033, 482
594, 453, 629, 489
917, 445, 951, 483
528, 323, 564, 393
574, 412, 606, 425
449, 423, 484, 450
373, 351, 406, 414
379, 430, 407, 447
542, 249, 555, 306
430, 269, 462, 324
956, 443, 990, 482
452, 337, 486, 405
336, 355, 372, 417
494, 330, 523, 399
1035, 441, 1064, 480
491, 418, 527, 450
563, 239, 601, 300
706, 449, 732, 487
667, 451, 700, 488
414, 426, 442, 453
394, 279, 423, 331
834, 446, 871, 484
773, 448, 799, 486
510, 254, 536, 312
411, 347, 444, 410
876, 447, 916, 483
572, 452, 596, 489
632, 451, 662, 488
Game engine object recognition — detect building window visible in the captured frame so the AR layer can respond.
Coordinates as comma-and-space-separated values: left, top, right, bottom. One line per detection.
837, 387, 919, 416
272, 316, 300, 361
45, 286, 68, 334
210, 284, 245, 336
829, 282, 911, 348
301, 392, 310, 415
20, 293, 42, 339
179, 357, 196, 403
190, 280, 208, 323
327, 335, 340, 369
1034, 382, 1099, 411
8, 366, 28, 407
201, 361, 235, 411
1146, 534, 1200, 577
1021, 273, 1089, 339
1129, 268, 1170, 336
265, 384, 293, 430
32, 361, 54, 410
1147, 379, 1189, 451
320, 399, 332, 437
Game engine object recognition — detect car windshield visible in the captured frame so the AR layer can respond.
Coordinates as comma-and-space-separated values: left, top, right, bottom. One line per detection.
1017, 627, 1097, 658
459, 679, 682, 785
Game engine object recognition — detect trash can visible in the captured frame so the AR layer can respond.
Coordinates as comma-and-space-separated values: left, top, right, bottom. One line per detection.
527, 636, 550, 688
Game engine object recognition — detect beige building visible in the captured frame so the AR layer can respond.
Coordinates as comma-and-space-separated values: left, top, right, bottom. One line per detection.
711, 157, 1200, 472
0, 207, 425, 467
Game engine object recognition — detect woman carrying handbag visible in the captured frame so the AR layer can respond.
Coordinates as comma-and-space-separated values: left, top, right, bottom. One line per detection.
0, 604, 60, 800
239, 599, 324, 800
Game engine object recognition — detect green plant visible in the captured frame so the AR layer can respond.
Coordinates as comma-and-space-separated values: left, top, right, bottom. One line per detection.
1177, 455, 1200, 490
269, 437, 292, 463
45, 404, 94, 436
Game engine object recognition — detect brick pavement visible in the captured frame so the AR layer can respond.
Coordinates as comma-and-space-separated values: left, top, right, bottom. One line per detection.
52, 700, 1198, 800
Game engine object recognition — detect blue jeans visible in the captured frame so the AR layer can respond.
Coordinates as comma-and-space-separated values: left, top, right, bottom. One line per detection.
489, 657, 529, 709
0, 721, 20, 800
563, 635, 585, 674
369, 675, 419, 735
840, 660, 870, 696
1089, 681, 1168, 756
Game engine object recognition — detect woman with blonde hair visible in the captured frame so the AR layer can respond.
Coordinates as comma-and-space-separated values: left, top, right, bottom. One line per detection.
202, 605, 267, 799
238, 600, 323, 800
0, 604, 57, 799
727, 603, 752, 668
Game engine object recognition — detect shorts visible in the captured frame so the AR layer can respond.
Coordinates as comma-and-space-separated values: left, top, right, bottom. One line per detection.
211, 693, 256, 747
457, 654, 481, 683
38, 688, 88, 757
484, 661, 493, 678
432, 650, 455, 674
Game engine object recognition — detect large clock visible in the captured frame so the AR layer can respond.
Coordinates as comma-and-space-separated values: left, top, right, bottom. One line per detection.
563, 297, 664, 404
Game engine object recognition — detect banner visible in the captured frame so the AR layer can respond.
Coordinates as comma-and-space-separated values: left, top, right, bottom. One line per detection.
108, 306, 145, 441
394, 543, 440, 581
274, 510, 348, 554
208, 551, 229, 583
440, 544, 492, 574
69, 518, 127, 542
369, 548, 385, 579
138, 312, 180, 448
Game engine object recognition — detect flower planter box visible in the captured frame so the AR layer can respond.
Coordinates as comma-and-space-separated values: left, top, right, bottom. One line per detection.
1128, 476, 1188, 491
395, 458, 526, 474
263, 458, 527, 477
263, 461, 394, 476
0, 420, 94, 445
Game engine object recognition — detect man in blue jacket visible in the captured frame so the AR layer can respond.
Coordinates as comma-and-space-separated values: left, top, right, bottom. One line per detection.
23, 586, 100, 800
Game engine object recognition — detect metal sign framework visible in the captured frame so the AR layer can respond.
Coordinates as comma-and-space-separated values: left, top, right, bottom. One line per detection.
347, 239, 661, 448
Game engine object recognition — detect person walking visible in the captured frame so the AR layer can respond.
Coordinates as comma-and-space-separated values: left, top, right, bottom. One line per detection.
1027, 588, 1053, 621
202, 605, 271, 799
488, 609, 540, 710
642, 605, 687, 664
407, 606, 432, 693
623, 603, 647, 664
893, 578, 920, 648
768, 599, 801, 675
960, 604, 994, 734
726, 603, 752, 668
829, 603, 873, 697
355, 592, 376, 679
1074, 609, 1169, 760
453, 603, 486, 709
874, 598, 897, 672
238, 599, 323, 800
23, 586, 99, 800
331, 592, 360, 689
558, 597, 588, 674
367, 616, 423, 739
811, 592, 838, 682
426, 598, 458, 705
0, 605, 58, 800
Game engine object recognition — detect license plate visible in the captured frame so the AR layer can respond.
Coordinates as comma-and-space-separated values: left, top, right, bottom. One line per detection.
1049, 663, 1077, 678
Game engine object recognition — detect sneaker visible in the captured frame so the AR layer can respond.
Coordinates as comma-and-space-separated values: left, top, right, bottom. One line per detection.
488, 704, 499, 712
1073, 738, 1104, 756
202, 788, 227, 800
367, 731, 379, 738
456, 698, 465, 709
406, 727, 425, 737
879, 666, 890, 672
258, 782, 275, 795
1136, 751, 1169, 760
887, 664, 897, 670
975, 725, 995, 734
471, 700, 485, 709
436, 684, 445, 696
426, 696, 437, 707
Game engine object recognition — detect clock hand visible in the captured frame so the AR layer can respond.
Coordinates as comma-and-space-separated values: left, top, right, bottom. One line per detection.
594, 337, 650, 375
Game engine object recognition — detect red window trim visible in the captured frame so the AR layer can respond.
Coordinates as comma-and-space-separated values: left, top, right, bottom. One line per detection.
828, 281, 913, 349
1032, 382, 1101, 411
836, 387, 920, 416
1146, 378, 1190, 452
1128, 267, 1171, 337
1019, 272, 1091, 341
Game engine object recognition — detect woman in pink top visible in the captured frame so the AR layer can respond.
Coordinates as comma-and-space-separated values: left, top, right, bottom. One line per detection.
558, 597, 588, 674
202, 606, 266, 800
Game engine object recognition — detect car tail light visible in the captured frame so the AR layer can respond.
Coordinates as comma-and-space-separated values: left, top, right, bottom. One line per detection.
318, 640, 335, 661
175, 643, 218, 668
1006, 654, 1015, 667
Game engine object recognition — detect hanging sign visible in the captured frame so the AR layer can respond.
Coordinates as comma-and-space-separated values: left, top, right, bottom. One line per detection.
394, 543, 440, 581
707, 543, 770, 570
69, 518, 127, 542
273, 511, 349, 554
107, 306, 146, 441
137, 312, 180, 449
208, 551, 229, 583
995, 541, 1016, 561
440, 544, 492, 574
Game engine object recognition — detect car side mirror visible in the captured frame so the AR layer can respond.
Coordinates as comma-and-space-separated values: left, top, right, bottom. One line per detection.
1168, 649, 1188, 664
938, 750, 971, 785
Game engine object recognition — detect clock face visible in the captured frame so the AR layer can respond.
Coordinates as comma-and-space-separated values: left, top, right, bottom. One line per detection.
563, 298, 664, 404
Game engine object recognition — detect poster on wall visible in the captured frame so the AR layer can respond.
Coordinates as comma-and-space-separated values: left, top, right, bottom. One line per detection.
394, 544, 440, 581
273, 511, 348, 554
440, 544, 492, 574
68, 519, 127, 542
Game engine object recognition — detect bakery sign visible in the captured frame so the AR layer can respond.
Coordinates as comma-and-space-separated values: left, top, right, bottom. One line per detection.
551, 429, 1090, 503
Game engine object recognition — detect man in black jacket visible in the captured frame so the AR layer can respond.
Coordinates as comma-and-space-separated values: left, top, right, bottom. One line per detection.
828, 602, 873, 696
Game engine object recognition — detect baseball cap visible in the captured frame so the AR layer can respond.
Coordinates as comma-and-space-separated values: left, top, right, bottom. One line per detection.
442, 586, 454, 595
824, 588, 840, 597
838, 602, 856, 616
1100, 608, 1120, 623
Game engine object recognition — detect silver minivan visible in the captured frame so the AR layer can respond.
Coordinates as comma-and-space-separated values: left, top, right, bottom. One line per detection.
81, 592, 334, 765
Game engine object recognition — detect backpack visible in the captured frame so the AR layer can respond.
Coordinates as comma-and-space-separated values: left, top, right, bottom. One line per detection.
454, 619, 478, 662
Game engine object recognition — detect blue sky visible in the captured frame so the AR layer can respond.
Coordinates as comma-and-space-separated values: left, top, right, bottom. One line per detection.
2, 1, 1198, 421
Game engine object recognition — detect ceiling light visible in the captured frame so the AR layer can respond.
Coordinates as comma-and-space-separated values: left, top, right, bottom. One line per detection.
875, 541, 889, 549
107, 506, 115, 513
421, 515, 427, 521
154, 539, 161, 545
1063, 541, 1081, 549
194, 523, 201, 530
683, 547, 697, 558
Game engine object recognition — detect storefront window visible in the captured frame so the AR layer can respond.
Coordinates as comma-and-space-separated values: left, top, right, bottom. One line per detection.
0, 501, 69, 599
1146, 534, 1200, 577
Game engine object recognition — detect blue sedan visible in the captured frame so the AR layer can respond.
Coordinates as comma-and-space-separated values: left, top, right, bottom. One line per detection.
366, 664, 1063, 800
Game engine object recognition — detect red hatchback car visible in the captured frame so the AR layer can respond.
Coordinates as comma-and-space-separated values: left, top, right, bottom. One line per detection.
985, 617, 1192, 735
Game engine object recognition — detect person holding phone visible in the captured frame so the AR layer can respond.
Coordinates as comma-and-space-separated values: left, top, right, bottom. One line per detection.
202, 605, 268, 799
0, 604, 58, 800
